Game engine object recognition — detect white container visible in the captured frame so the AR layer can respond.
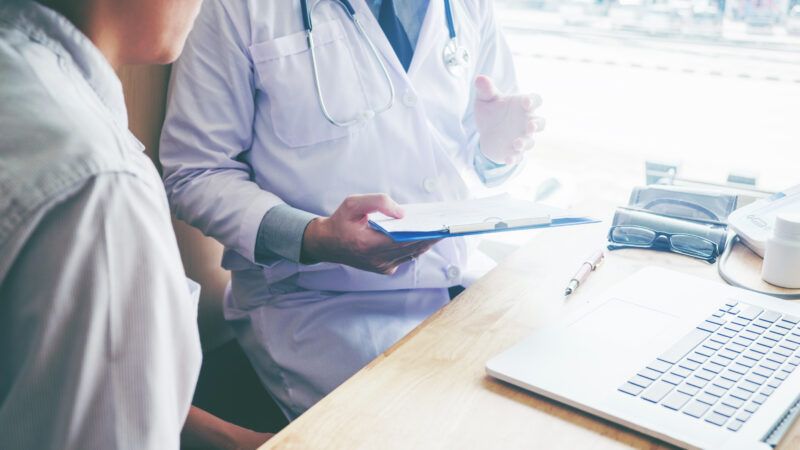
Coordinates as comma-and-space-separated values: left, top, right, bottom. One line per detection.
762, 213, 800, 289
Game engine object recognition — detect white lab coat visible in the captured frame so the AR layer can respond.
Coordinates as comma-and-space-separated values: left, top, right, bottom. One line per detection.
160, 0, 516, 419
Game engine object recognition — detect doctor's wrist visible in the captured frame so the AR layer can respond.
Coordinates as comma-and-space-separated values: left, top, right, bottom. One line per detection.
476, 146, 508, 167
300, 217, 329, 264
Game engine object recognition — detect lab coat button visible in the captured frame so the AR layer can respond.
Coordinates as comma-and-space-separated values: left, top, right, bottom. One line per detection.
446, 265, 461, 281
402, 90, 418, 107
423, 178, 437, 193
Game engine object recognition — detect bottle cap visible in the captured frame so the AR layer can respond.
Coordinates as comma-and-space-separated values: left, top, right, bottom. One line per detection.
774, 213, 800, 241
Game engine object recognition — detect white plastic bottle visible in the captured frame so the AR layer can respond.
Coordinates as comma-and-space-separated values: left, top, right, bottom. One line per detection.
762, 213, 800, 289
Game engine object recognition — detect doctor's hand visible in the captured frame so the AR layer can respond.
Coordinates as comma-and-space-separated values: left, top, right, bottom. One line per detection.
300, 194, 439, 275
473, 75, 545, 165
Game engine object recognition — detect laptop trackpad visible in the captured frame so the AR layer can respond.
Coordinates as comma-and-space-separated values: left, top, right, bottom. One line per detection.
568, 298, 679, 352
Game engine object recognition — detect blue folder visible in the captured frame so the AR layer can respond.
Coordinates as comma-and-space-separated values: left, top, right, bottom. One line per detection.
369, 216, 599, 242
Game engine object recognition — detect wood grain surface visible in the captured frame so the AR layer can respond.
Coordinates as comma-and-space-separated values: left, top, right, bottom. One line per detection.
261, 221, 800, 449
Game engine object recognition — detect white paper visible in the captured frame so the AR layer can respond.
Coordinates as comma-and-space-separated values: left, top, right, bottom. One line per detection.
369, 194, 569, 233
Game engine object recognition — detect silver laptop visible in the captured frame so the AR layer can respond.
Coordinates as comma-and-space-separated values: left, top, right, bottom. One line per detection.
486, 267, 800, 450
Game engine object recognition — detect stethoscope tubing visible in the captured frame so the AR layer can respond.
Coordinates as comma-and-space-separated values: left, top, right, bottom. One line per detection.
443, 0, 456, 39
301, 0, 461, 127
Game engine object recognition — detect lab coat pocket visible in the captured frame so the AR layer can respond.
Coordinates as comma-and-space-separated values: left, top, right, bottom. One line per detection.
249, 19, 368, 148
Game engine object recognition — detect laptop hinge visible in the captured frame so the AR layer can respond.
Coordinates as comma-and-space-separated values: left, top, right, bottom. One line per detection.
762, 394, 800, 447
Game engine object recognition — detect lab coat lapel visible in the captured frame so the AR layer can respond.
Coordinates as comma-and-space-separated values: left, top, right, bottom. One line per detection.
407, 0, 443, 79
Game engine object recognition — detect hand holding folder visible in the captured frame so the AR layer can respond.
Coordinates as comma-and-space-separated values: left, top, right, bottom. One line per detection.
368, 194, 597, 242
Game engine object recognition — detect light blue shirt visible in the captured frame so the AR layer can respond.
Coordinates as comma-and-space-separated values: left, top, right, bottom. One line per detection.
256, 0, 516, 264
0, 1, 201, 447
367, 0, 430, 49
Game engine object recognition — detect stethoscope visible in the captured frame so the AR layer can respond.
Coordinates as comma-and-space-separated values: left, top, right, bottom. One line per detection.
301, 0, 470, 127
441, 0, 470, 77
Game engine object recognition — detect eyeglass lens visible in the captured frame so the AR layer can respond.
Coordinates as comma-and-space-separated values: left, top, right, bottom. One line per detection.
610, 226, 656, 246
669, 234, 716, 258
611, 226, 717, 259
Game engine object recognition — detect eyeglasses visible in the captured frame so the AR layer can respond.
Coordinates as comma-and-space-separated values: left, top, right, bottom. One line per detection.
607, 225, 720, 263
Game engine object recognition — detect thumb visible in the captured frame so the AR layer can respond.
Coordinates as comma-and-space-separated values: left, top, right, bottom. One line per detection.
474, 75, 500, 102
341, 194, 405, 221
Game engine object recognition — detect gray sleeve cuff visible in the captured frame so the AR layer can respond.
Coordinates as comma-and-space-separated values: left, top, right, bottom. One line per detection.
255, 204, 318, 264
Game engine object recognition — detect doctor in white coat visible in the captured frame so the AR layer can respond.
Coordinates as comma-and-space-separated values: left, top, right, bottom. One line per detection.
160, 0, 544, 419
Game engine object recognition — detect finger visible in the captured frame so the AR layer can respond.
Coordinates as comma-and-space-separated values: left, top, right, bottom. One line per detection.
474, 75, 500, 102
410, 243, 436, 258
377, 245, 427, 262
377, 240, 437, 262
398, 238, 441, 249
342, 194, 404, 221
511, 136, 535, 153
526, 116, 546, 134
394, 239, 433, 250
514, 135, 536, 152
504, 145, 526, 165
512, 137, 524, 152
519, 93, 543, 112
368, 237, 432, 253
365, 236, 436, 260
386, 250, 427, 272
373, 264, 398, 276
405, 241, 437, 255
392, 255, 416, 269
361, 230, 400, 250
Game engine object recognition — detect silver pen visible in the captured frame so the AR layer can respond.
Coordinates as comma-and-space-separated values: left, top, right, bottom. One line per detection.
564, 250, 605, 296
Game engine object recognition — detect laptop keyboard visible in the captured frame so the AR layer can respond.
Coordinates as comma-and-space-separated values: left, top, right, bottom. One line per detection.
618, 300, 800, 432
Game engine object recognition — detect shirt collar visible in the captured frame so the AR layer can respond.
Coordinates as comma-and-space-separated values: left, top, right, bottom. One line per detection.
1, 0, 128, 127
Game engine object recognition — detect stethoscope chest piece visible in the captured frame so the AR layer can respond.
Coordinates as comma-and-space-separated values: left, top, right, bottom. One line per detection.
442, 39, 469, 78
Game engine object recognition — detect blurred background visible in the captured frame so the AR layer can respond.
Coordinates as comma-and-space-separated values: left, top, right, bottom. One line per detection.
492, 0, 800, 217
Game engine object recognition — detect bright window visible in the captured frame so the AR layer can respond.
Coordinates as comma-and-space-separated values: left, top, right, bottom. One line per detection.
498, 0, 800, 210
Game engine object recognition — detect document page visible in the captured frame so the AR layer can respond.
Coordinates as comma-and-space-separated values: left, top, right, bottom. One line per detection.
369, 194, 567, 233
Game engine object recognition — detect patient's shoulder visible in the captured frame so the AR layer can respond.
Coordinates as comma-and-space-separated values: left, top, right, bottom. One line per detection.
0, 39, 154, 247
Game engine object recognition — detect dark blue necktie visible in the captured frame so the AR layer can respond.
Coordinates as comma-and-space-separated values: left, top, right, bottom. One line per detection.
378, 0, 413, 71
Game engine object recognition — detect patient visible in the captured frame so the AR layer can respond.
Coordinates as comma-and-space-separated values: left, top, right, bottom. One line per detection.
0, 0, 269, 448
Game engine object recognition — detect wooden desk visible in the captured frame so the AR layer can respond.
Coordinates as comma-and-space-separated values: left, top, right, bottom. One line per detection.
262, 222, 800, 449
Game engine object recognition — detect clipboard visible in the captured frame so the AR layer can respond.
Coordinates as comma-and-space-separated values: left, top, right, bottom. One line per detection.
368, 194, 598, 242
